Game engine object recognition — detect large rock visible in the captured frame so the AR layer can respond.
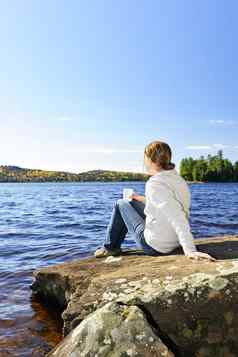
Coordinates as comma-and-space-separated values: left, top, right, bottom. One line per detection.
31, 235, 238, 356
47, 301, 174, 357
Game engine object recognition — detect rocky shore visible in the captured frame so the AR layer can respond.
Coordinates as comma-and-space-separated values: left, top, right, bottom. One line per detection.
30, 235, 238, 356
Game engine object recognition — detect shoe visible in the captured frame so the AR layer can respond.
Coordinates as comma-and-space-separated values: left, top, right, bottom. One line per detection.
94, 246, 122, 258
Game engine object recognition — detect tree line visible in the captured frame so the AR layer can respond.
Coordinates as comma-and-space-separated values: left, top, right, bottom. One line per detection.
180, 150, 238, 182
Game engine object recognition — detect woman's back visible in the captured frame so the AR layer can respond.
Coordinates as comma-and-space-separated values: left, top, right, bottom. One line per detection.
144, 168, 197, 254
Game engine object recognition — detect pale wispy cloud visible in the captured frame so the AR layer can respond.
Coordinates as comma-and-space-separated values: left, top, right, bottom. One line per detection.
185, 144, 232, 150
185, 144, 238, 151
209, 119, 235, 125
65, 146, 143, 154
213, 144, 229, 149
64, 143, 144, 155
57, 116, 73, 121
185, 145, 212, 150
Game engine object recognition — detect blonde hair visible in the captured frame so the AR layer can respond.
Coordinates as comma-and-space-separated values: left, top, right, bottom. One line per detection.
144, 140, 175, 171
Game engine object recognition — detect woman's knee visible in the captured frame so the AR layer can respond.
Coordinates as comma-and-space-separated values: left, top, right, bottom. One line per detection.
112, 198, 127, 209
116, 198, 129, 207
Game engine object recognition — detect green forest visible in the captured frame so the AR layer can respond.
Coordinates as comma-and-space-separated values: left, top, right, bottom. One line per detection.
180, 150, 238, 182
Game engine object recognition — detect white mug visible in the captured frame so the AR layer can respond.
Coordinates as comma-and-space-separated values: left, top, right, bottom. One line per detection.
123, 188, 134, 201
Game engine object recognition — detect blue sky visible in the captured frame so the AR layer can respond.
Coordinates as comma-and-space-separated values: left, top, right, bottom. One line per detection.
0, 1, 238, 173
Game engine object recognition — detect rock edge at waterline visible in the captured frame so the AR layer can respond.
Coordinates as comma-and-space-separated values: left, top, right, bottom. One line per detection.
31, 235, 238, 356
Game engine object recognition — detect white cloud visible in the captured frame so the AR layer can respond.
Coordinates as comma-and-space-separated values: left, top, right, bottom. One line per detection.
64, 143, 144, 155
209, 119, 235, 125
76, 149, 142, 154
57, 116, 72, 121
213, 144, 229, 149
185, 145, 212, 150
185, 144, 231, 150
209, 119, 225, 124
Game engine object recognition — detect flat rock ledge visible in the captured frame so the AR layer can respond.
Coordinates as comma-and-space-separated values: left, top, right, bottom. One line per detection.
30, 235, 238, 357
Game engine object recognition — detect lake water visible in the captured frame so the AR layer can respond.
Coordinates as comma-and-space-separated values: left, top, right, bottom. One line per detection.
0, 181, 238, 356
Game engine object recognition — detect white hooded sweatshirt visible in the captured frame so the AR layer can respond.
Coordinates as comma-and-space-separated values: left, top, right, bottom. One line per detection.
144, 168, 198, 255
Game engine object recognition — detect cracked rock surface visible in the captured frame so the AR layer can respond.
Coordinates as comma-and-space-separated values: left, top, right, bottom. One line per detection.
47, 301, 175, 357
31, 235, 238, 356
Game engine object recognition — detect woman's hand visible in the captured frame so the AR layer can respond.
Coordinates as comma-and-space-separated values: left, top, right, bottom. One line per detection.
186, 251, 217, 261
130, 193, 146, 203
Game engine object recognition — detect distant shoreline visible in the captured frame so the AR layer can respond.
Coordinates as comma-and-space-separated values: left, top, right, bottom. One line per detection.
0, 166, 237, 183
0, 179, 236, 184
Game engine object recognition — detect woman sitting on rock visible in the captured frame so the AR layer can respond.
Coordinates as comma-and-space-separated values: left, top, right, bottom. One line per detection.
94, 140, 216, 262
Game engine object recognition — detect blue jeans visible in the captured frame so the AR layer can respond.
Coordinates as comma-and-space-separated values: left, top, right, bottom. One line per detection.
103, 198, 167, 256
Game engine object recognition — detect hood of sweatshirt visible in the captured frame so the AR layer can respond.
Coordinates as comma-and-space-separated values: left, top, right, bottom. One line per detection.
149, 168, 179, 180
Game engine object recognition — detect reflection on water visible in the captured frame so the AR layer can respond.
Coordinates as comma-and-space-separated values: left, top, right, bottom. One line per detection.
0, 269, 63, 356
